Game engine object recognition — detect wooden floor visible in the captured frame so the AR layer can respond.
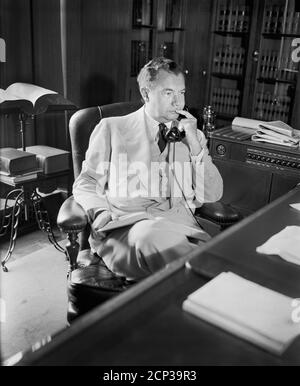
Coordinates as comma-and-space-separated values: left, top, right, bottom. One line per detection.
1, 228, 68, 362
0, 188, 66, 259
1, 217, 220, 264
0, 227, 65, 263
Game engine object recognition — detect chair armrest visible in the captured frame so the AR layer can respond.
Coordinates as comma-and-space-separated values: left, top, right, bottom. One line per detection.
195, 202, 241, 227
57, 195, 88, 233
57, 196, 89, 273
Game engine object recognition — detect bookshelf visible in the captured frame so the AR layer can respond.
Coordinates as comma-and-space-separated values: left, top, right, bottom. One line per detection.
252, 0, 300, 124
206, 0, 300, 129
127, 0, 187, 100
208, 0, 253, 126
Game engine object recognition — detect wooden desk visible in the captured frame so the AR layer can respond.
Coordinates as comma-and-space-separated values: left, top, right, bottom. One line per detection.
15, 186, 300, 366
209, 127, 300, 216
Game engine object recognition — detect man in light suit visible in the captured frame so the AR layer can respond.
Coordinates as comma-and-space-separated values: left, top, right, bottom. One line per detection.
73, 57, 223, 280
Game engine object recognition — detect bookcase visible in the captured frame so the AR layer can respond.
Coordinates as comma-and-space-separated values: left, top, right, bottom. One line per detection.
251, 0, 300, 124
206, 0, 300, 128
127, 0, 187, 100
208, 0, 253, 126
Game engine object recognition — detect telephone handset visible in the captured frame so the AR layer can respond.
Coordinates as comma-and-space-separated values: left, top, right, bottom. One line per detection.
163, 107, 188, 143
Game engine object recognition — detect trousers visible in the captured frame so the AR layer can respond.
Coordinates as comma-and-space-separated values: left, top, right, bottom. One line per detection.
89, 218, 208, 280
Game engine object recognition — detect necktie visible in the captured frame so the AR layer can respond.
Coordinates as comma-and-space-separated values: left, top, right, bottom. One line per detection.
158, 123, 167, 153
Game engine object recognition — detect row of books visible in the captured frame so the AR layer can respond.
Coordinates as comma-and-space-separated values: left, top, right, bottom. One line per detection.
212, 46, 245, 76
263, 6, 300, 35
211, 87, 240, 116
259, 49, 279, 79
216, 3, 250, 33
254, 92, 291, 122
258, 49, 298, 82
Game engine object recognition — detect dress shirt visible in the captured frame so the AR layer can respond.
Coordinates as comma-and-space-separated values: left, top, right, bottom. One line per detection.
144, 107, 205, 163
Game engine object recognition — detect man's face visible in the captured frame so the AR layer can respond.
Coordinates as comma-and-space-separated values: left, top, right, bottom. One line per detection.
145, 70, 185, 123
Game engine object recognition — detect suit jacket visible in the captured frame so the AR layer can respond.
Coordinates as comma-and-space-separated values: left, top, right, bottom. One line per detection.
73, 106, 223, 227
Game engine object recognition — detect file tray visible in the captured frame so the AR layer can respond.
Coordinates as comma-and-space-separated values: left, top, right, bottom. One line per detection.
24, 145, 70, 174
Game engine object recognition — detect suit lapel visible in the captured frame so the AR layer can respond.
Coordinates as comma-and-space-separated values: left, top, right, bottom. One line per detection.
115, 107, 192, 202
115, 106, 152, 194
116, 106, 151, 167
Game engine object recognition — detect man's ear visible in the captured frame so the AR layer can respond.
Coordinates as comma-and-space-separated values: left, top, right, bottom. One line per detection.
140, 87, 149, 102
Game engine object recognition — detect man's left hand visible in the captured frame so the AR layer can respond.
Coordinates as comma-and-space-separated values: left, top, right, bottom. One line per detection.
175, 109, 203, 156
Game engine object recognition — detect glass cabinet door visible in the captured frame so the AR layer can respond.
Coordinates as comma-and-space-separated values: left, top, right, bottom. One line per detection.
208, 0, 253, 127
252, 0, 300, 124
206, 0, 300, 127
127, 0, 186, 100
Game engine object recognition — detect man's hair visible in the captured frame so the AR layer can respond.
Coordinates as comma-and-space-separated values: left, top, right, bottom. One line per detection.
137, 57, 184, 91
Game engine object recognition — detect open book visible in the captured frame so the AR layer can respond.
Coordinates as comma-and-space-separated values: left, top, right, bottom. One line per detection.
182, 272, 300, 355
0, 83, 76, 115
232, 117, 300, 147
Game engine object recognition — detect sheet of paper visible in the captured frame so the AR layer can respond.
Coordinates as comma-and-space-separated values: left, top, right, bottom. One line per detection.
256, 226, 300, 265
290, 203, 300, 211
182, 272, 300, 355
232, 117, 266, 131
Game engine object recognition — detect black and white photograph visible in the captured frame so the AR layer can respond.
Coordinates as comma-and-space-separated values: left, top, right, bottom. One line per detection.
1, 0, 300, 369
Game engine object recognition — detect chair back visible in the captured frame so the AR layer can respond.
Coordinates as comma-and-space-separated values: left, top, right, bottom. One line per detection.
69, 101, 142, 178
68, 101, 142, 250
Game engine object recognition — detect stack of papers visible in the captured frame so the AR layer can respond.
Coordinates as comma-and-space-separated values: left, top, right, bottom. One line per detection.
182, 272, 300, 355
232, 117, 300, 147
252, 124, 299, 148
256, 226, 300, 265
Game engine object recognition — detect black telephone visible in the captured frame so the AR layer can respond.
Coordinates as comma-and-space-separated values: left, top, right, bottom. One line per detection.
163, 108, 188, 143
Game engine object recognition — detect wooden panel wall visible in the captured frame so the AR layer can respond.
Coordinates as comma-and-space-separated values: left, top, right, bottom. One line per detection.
183, 0, 213, 113
79, 0, 132, 107
1, 0, 213, 151
0, 0, 136, 150
31, 0, 67, 150
0, 0, 34, 149
0, 0, 69, 150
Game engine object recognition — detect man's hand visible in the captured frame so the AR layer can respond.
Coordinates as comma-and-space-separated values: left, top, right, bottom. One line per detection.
92, 210, 112, 239
176, 109, 203, 156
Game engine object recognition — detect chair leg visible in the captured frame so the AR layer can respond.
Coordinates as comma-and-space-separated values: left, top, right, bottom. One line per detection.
65, 231, 80, 275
